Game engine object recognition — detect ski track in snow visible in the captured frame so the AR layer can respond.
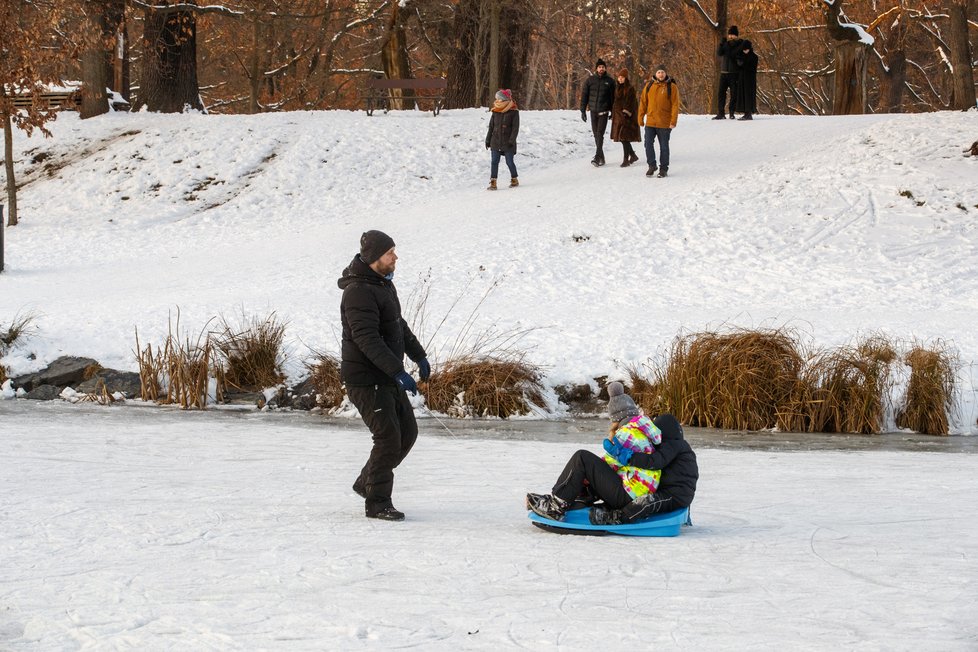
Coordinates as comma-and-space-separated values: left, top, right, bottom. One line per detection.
0, 407, 976, 648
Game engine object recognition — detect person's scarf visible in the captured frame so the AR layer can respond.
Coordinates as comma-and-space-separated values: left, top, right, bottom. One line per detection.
491, 98, 517, 112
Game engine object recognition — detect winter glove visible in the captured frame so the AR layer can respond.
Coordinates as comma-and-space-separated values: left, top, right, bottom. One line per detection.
581, 111, 587, 122
603, 438, 634, 465
417, 358, 431, 381
395, 371, 418, 396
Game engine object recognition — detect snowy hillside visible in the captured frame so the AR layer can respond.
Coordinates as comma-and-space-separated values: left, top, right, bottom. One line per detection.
1, 108, 976, 429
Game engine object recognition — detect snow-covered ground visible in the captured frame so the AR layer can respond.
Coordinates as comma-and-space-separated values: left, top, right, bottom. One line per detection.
2, 108, 977, 429
2, 109, 978, 647
2, 404, 976, 650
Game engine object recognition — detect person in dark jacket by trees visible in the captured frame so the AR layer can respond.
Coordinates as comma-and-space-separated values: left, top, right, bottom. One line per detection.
485, 88, 520, 190
714, 25, 745, 120
338, 230, 430, 522
579, 58, 616, 167
611, 68, 641, 167
736, 40, 759, 120
589, 413, 698, 525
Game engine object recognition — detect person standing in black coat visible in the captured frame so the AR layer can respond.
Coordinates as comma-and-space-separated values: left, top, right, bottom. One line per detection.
590, 413, 699, 525
338, 230, 430, 521
485, 88, 520, 190
714, 25, 745, 120
579, 58, 617, 166
736, 40, 759, 120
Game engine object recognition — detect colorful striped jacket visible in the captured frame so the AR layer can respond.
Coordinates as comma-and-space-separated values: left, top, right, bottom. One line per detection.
603, 415, 663, 499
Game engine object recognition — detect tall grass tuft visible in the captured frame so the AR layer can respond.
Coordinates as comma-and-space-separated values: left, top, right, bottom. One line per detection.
306, 351, 344, 410
1, 311, 38, 355
134, 311, 221, 410
896, 343, 956, 435
424, 353, 545, 418
782, 335, 896, 434
213, 312, 288, 391
650, 328, 804, 431
406, 273, 545, 418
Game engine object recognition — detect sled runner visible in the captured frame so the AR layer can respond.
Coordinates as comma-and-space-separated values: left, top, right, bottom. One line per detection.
529, 506, 691, 537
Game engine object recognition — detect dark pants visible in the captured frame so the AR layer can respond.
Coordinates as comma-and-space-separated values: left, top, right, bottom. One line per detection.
552, 449, 631, 510
490, 149, 517, 179
717, 73, 739, 116
590, 111, 609, 159
644, 127, 672, 168
620, 487, 687, 522
347, 384, 418, 513
621, 141, 636, 159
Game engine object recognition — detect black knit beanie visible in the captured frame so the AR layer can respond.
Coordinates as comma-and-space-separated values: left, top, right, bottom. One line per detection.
595, 58, 606, 68
360, 230, 395, 264
728, 25, 739, 36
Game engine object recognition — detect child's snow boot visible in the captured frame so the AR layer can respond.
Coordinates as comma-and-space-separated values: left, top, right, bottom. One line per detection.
589, 506, 624, 526
509, 177, 519, 188
527, 493, 570, 521
487, 178, 497, 191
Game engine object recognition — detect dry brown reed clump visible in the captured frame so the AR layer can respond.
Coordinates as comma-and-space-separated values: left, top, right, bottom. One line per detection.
896, 343, 956, 435
649, 328, 804, 431
1, 311, 38, 355
0, 364, 7, 385
424, 354, 546, 418
306, 351, 344, 410
781, 335, 896, 434
213, 312, 288, 391
135, 312, 222, 409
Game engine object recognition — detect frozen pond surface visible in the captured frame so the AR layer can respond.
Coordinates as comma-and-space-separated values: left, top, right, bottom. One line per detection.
2, 400, 977, 649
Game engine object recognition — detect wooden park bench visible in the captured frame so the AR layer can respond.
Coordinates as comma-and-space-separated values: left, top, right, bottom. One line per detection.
364, 77, 447, 117
10, 89, 81, 111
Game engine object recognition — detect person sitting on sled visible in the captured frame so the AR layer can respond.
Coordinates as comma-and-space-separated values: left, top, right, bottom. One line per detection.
526, 381, 662, 521
589, 412, 698, 525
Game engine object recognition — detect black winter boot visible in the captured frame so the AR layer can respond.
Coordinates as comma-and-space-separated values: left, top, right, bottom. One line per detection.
589, 506, 624, 526
657, 166, 668, 178
366, 505, 405, 521
527, 493, 570, 521
646, 164, 657, 177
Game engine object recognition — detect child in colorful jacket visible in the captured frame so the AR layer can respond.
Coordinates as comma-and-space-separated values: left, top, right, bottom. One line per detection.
526, 381, 661, 521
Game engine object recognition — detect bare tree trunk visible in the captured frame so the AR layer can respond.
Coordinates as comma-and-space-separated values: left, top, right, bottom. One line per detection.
488, 1, 500, 94
382, 1, 414, 110
714, 0, 728, 117
134, 4, 203, 113
948, 0, 975, 111
3, 109, 16, 227
81, 0, 125, 118
877, 19, 907, 113
446, 0, 479, 108
832, 41, 868, 114
825, 0, 869, 115
113, 8, 129, 100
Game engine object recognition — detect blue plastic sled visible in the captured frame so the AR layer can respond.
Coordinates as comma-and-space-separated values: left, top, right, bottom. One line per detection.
528, 506, 692, 537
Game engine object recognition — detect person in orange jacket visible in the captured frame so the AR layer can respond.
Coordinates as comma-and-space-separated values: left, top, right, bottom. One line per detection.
637, 65, 681, 178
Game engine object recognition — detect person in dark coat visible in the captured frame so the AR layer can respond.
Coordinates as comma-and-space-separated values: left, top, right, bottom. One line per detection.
338, 230, 430, 522
590, 413, 699, 525
735, 40, 758, 120
611, 68, 641, 167
579, 58, 617, 167
485, 88, 520, 190
714, 25, 745, 119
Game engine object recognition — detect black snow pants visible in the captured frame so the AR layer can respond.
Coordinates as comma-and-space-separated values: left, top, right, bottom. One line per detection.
590, 112, 609, 159
552, 449, 631, 510
717, 73, 739, 116
347, 384, 418, 514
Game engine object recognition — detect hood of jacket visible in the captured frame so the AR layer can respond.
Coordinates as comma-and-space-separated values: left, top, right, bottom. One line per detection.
337, 254, 388, 291
652, 414, 684, 442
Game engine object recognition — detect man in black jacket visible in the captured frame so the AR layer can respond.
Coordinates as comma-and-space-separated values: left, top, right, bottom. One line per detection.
590, 413, 699, 525
714, 25, 745, 119
579, 58, 617, 166
338, 230, 429, 521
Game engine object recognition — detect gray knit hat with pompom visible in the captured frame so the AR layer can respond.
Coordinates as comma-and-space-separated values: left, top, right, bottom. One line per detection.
607, 381, 640, 422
